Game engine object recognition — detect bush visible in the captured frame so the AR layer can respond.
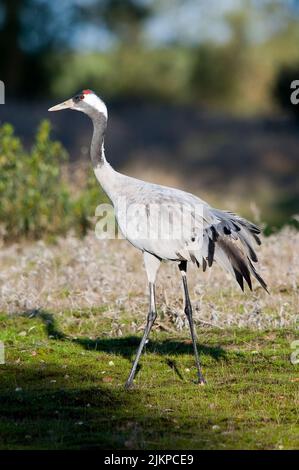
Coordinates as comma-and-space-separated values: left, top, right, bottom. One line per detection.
0, 121, 111, 241
0, 121, 71, 240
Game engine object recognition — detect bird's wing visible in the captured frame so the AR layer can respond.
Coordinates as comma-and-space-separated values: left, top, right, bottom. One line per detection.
115, 179, 268, 292
116, 184, 215, 261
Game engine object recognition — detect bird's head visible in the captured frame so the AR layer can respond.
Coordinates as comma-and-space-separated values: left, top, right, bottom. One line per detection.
48, 89, 107, 119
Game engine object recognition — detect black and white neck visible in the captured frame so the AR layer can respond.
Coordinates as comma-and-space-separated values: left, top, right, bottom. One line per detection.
83, 94, 109, 169
82, 94, 122, 202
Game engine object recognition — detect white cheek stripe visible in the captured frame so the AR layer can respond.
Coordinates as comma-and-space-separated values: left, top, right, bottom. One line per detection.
85, 94, 108, 118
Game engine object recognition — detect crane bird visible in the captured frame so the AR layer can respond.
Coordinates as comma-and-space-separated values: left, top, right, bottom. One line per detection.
49, 90, 268, 388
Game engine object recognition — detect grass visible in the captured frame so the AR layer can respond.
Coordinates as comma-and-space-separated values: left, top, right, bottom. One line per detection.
0, 311, 298, 450
0, 228, 298, 449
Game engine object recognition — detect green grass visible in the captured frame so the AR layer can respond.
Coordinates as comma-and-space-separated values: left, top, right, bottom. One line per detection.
0, 311, 298, 450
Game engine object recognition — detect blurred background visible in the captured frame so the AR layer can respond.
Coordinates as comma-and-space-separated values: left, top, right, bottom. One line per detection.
0, 0, 299, 241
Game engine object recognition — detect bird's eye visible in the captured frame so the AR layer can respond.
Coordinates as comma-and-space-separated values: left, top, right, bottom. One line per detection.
74, 94, 85, 102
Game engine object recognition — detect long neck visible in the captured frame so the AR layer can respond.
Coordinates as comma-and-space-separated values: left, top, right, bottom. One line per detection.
90, 112, 107, 168
89, 110, 121, 203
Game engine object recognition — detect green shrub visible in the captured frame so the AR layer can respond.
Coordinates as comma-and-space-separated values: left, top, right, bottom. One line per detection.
0, 121, 111, 241
0, 121, 70, 240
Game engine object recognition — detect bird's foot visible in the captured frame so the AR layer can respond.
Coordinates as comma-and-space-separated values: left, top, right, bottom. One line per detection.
124, 379, 134, 390
197, 374, 207, 386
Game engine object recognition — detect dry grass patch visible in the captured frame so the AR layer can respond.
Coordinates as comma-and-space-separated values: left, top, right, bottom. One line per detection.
0, 228, 298, 329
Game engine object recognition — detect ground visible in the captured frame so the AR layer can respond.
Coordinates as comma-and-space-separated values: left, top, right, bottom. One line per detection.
0, 313, 298, 450
0, 229, 298, 449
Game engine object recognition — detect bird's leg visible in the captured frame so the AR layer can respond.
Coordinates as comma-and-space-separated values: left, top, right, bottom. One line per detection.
125, 281, 157, 389
125, 252, 160, 389
179, 261, 206, 385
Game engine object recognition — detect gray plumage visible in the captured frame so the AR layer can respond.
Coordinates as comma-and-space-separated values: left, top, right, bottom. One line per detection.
49, 90, 268, 388
96, 167, 268, 294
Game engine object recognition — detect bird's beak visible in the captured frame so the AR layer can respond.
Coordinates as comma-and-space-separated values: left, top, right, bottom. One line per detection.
48, 98, 74, 112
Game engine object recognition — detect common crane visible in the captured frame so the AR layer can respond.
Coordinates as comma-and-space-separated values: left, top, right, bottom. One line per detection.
49, 90, 268, 388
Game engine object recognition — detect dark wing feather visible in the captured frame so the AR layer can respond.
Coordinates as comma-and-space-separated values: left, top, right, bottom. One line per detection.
195, 209, 268, 292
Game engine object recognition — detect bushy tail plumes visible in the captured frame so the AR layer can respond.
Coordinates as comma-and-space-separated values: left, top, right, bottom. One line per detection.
215, 238, 269, 293
200, 210, 269, 293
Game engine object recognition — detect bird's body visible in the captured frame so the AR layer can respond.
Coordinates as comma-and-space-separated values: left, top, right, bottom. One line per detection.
95, 153, 266, 293
49, 90, 268, 388
95, 164, 213, 259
